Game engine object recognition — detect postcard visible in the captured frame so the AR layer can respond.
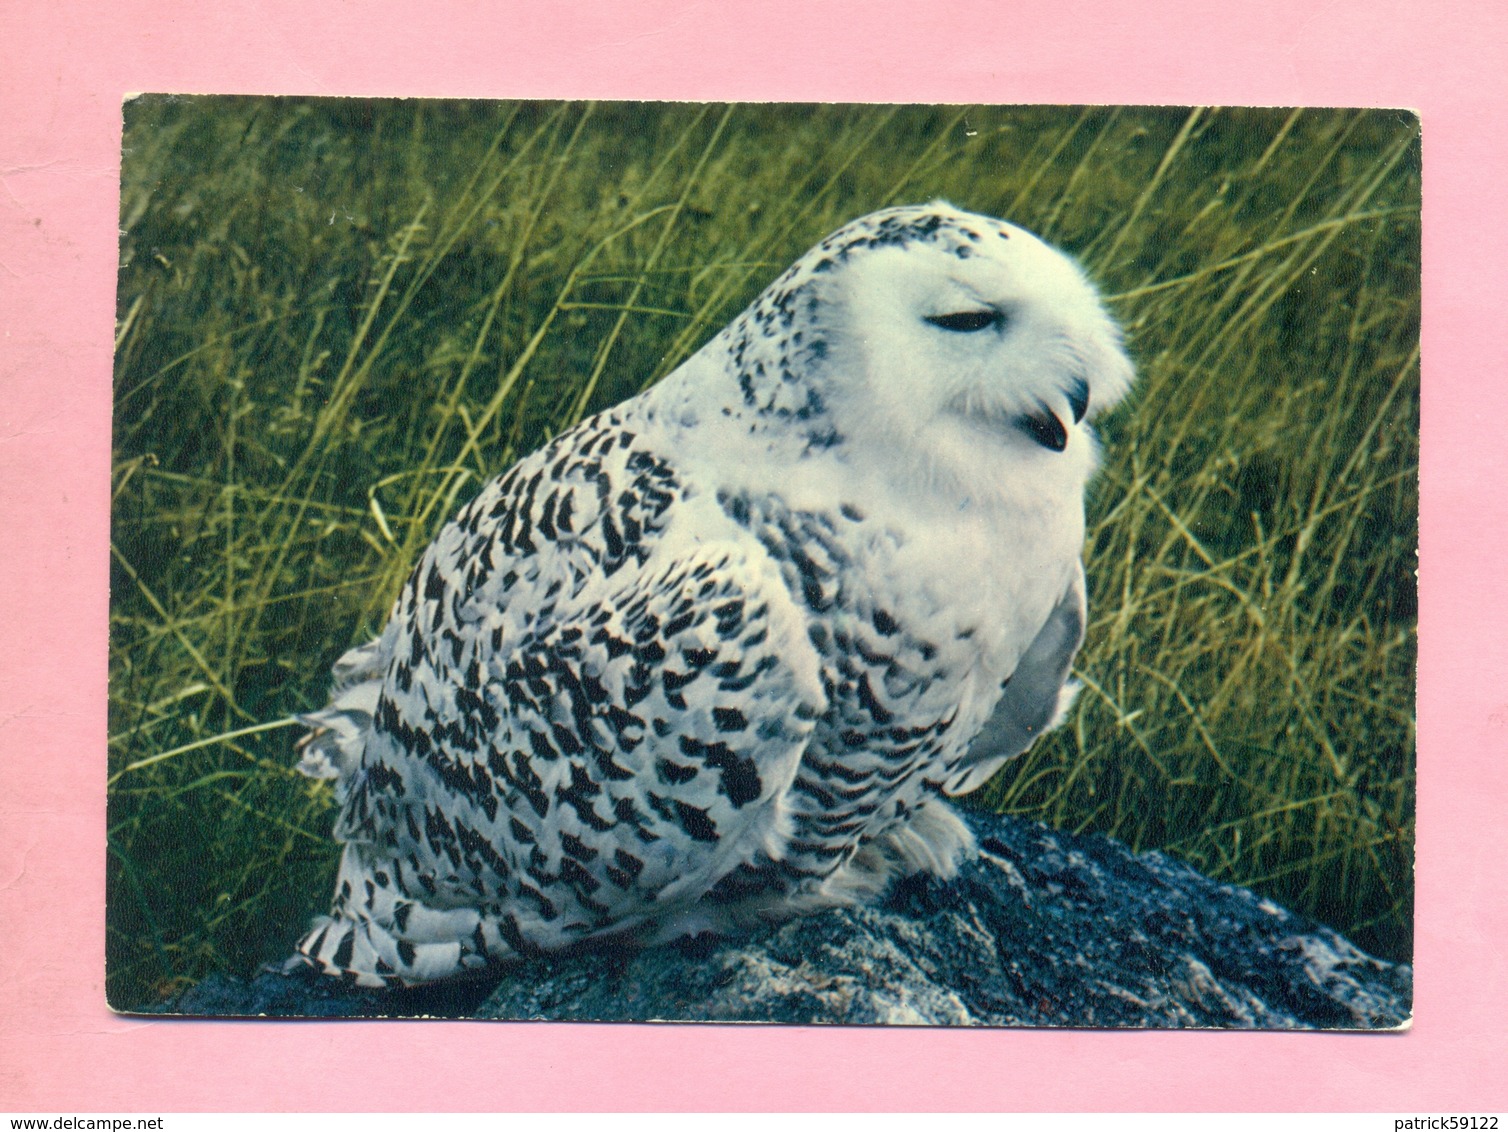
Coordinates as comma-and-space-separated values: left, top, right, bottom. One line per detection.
106, 97, 1416, 1027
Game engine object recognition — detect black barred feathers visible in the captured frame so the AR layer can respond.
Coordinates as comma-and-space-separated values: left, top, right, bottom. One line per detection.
294, 202, 1132, 985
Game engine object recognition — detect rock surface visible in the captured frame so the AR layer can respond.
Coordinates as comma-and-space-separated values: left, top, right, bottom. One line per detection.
147, 810, 1411, 1028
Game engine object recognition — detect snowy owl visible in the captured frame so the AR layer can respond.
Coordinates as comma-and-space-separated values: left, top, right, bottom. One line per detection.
293, 201, 1135, 986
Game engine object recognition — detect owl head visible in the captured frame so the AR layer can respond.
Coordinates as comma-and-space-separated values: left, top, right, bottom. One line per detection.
703, 202, 1134, 495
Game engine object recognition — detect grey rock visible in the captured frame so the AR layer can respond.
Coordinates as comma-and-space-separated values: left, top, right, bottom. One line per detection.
146, 811, 1411, 1028
479, 811, 1410, 1028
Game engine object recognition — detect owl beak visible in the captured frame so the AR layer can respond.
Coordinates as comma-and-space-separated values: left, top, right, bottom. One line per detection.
1066, 377, 1089, 424
1015, 404, 1068, 452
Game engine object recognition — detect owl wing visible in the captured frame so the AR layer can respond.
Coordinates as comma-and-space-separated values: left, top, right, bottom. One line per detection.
298, 425, 829, 981
943, 561, 1086, 796
459, 535, 828, 914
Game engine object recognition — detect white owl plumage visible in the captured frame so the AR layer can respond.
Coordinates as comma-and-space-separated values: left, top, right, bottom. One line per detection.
293, 201, 1134, 986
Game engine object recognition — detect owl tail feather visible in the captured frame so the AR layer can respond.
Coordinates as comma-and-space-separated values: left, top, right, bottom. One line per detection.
297, 843, 510, 987
294, 639, 385, 797
293, 640, 519, 987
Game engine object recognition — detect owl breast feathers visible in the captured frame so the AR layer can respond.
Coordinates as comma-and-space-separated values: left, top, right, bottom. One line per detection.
293, 201, 1135, 986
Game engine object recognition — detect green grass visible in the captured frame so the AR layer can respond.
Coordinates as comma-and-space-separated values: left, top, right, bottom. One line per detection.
108, 97, 1419, 1009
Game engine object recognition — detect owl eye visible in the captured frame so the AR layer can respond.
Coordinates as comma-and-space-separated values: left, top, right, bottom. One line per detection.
924, 309, 1003, 333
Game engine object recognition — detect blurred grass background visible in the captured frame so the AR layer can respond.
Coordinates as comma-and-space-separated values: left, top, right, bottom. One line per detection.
109, 97, 1418, 1008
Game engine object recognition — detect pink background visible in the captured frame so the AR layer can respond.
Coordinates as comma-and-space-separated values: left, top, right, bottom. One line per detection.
1, 0, 1503, 1112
